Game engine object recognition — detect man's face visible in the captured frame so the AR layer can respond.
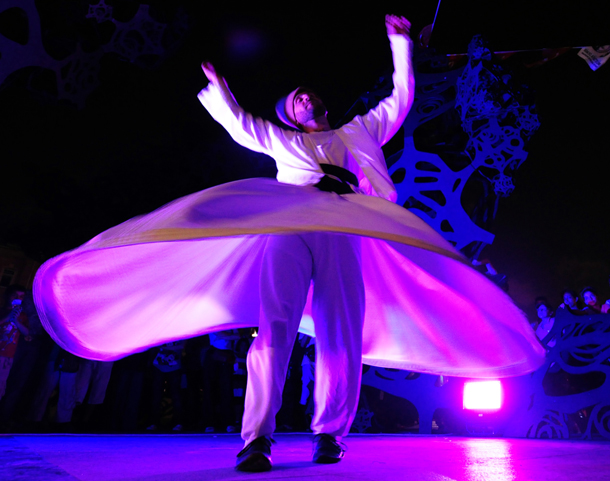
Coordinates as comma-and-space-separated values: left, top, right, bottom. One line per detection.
584, 291, 597, 306
293, 90, 326, 125
563, 293, 577, 308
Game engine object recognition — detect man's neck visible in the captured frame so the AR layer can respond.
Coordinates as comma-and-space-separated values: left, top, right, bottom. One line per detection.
300, 116, 331, 133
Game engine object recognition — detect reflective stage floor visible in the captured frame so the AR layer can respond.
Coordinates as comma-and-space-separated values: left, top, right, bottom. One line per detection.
2, 433, 609, 480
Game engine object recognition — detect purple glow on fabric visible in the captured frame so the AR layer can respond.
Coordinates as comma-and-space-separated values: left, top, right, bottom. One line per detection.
463, 380, 502, 410
34, 179, 545, 376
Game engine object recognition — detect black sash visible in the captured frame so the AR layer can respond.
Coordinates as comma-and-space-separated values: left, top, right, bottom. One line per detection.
314, 164, 359, 195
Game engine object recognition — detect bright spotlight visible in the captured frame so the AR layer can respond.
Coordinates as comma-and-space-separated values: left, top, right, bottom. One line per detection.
463, 380, 502, 411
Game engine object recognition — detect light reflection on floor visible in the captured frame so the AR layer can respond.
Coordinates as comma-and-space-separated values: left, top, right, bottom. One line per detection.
463, 438, 515, 481
2, 433, 609, 481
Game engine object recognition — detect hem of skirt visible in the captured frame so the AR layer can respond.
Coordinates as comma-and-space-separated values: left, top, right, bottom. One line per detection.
362, 355, 546, 379
86, 226, 467, 264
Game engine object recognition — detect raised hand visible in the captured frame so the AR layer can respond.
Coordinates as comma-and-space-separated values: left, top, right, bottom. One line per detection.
201, 61, 220, 84
385, 14, 411, 37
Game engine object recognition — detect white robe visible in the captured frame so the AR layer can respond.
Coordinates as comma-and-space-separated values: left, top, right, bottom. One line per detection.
198, 34, 414, 202
32, 34, 545, 378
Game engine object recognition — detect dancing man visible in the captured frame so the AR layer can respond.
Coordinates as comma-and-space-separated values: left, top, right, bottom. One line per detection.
199, 14, 413, 472
33, 9, 544, 473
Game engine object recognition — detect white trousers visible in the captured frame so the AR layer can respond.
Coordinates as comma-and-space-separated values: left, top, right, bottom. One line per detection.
242, 233, 365, 445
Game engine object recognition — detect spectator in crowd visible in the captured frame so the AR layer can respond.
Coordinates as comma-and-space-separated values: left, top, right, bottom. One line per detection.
29, 343, 81, 428
581, 287, 602, 314
558, 289, 580, 314
529, 296, 546, 330
182, 335, 208, 430
300, 334, 316, 430
0, 285, 27, 401
276, 336, 307, 432
535, 301, 556, 347
601, 276, 610, 314
0, 290, 52, 430
233, 332, 253, 430
110, 351, 148, 432
147, 341, 185, 432
74, 360, 114, 429
201, 330, 239, 433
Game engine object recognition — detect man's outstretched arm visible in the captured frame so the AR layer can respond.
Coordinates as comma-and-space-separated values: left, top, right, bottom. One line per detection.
201, 62, 221, 86
385, 14, 411, 36
198, 62, 319, 173
198, 61, 279, 155
359, 15, 415, 146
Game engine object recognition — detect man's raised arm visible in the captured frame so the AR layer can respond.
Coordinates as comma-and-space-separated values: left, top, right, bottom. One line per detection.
359, 15, 415, 146
201, 62, 220, 85
197, 62, 309, 166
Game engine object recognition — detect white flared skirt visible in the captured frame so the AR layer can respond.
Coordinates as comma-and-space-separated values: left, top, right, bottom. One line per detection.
34, 179, 545, 377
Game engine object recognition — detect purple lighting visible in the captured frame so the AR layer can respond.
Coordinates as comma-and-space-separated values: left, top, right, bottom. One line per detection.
463, 380, 502, 411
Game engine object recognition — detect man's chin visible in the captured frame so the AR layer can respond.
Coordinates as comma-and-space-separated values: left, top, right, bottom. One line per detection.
311, 104, 327, 119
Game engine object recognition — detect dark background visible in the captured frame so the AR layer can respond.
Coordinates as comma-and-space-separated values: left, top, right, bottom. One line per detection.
1, 1, 609, 315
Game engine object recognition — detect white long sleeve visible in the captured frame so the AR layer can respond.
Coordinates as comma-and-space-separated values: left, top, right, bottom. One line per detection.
197, 33, 414, 201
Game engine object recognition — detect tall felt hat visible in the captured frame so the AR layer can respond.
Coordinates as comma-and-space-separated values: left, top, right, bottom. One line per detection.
275, 86, 307, 130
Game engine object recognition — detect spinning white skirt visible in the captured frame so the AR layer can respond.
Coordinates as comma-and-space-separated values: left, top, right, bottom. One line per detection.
34, 179, 545, 377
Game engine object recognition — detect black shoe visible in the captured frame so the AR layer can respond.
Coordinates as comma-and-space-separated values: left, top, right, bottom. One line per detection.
235, 436, 273, 472
312, 434, 345, 464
